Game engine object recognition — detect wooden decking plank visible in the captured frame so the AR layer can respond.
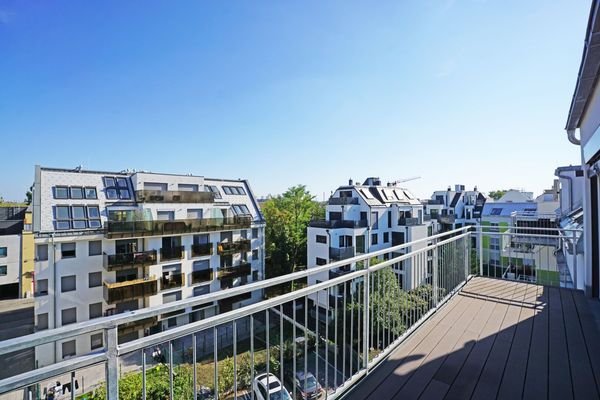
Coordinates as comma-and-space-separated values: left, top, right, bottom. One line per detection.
495, 283, 538, 400
561, 288, 599, 399
417, 378, 450, 400
470, 281, 527, 400
522, 285, 549, 399
571, 290, 600, 396
547, 286, 573, 400
443, 284, 513, 400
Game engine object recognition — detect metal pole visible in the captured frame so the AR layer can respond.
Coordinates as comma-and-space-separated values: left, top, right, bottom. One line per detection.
192, 334, 197, 400
479, 229, 483, 276
363, 258, 370, 374
169, 341, 174, 400
573, 230, 578, 289
142, 349, 146, 400
105, 327, 119, 400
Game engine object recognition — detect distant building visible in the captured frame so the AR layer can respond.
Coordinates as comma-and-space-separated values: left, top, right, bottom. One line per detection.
0, 206, 33, 300
31, 166, 265, 366
423, 184, 487, 232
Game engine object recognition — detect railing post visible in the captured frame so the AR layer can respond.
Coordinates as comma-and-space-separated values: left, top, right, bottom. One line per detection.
363, 258, 370, 374
573, 230, 578, 289
105, 326, 119, 400
478, 229, 483, 276
433, 239, 439, 307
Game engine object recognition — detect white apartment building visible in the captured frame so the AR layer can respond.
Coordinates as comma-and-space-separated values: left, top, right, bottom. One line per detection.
306, 178, 431, 318
423, 184, 487, 232
31, 166, 265, 366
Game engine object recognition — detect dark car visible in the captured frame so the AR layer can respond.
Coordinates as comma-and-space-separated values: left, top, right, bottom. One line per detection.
285, 371, 322, 400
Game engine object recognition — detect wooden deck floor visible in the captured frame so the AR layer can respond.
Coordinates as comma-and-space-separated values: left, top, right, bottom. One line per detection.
345, 277, 600, 400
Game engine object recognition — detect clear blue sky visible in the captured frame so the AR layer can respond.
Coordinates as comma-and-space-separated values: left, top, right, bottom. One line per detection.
0, 0, 589, 202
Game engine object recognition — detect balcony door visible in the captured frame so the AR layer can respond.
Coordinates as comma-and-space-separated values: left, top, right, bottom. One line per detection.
116, 239, 138, 254
162, 236, 181, 249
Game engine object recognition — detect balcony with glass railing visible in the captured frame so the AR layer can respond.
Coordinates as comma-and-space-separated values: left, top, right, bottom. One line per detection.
3, 225, 598, 400
191, 243, 212, 257
217, 262, 252, 279
217, 239, 251, 255
103, 250, 158, 271
159, 245, 184, 262
105, 216, 253, 239
398, 217, 419, 226
328, 197, 359, 205
135, 190, 215, 203
102, 276, 158, 304
309, 219, 369, 229
160, 272, 185, 291
329, 246, 355, 261
190, 268, 213, 284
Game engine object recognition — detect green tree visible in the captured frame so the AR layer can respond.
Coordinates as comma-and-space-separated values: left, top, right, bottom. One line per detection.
488, 190, 507, 200
262, 185, 324, 276
25, 187, 32, 205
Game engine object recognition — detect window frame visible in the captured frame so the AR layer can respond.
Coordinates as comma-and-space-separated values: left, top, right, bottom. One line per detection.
85, 187, 98, 199
61, 275, 77, 292
88, 241, 102, 256
61, 243, 77, 259
88, 271, 102, 288
70, 187, 84, 199
0, 265, 6, 276
54, 186, 70, 199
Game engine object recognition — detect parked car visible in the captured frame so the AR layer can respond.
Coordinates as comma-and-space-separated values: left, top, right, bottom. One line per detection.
253, 373, 292, 400
285, 371, 323, 400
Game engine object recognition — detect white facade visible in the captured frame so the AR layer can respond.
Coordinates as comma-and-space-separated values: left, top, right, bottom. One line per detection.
0, 234, 21, 291
32, 166, 265, 366
424, 184, 487, 231
307, 178, 433, 315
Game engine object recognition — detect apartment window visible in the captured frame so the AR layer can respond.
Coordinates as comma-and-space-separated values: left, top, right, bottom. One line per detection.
0, 266, 6, 276
372, 233, 378, 245
157, 211, 174, 221
252, 249, 259, 260
37, 244, 48, 261
388, 211, 392, 228
89, 302, 103, 319
54, 186, 69, 199
55, 206, 71, 230
62, 340, 76, 358
70, 187, 84, 199
241, 230, 248, 239
252, 270, 259, 281
223, 186, 246, 195
61, 275, 76, 292
187, 209, 203, 219
37, 313, 48, 331
232, 205, 250, 215
72, 206, 87, 229
383, 232, 389, 243
252, 228, 258, 239
204, 185, 222, 199
371, 212, 379, 229
178, 184, 198, 191
88, 206, 101, 228
88, 272, 102, 288
89, 241, 102, 256
36, 279, 48, 296
193, 285, 210, 297
103, 176, 130, 200
490, 208, 502, 216
316, 257, 327, 266
105, 188, 118, 200
316, 235, 327, 244
0, 247, 6, 257
163, 291, 182, 304
85, 187, 97, 199
61, 308, 77, 325
91, 333, 103, 350
61, 243, 76, 258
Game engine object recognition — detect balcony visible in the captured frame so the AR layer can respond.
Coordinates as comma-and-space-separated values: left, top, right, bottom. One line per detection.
328, 197, 359, 205
191, 269, 213, 284
329, 266, 352, 279
220, 275, 248, 290
135, 190, 215, 203
309, 219, 369, 229
117, 317, 158, 336
438, 214, 456, 224
218, 292, 252, 312
105, 216, 253, 239
217, 239, 251, 256
160, 272, 184, 291
103, 250, 158, 271
160, 246, 184, 261
329, 246, 355, 261
423, 214, 432, 221
103, 277, 158, 304
398, 217, 419, 226
217, 262, 251, 279
191, 243, 212, 257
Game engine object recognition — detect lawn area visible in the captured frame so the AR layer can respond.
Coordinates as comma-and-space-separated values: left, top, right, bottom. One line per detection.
537, 269, 560, 286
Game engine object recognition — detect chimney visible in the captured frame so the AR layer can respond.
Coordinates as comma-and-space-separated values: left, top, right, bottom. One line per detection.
349, 178, 353, 186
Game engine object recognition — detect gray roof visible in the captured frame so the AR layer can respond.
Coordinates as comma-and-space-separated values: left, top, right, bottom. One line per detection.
482, 202, 537, 217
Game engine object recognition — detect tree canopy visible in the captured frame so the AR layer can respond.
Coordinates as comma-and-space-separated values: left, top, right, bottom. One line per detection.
488, 190, 507, 200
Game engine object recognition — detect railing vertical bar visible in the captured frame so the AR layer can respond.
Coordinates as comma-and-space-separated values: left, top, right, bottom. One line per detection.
279, 304, 284, 397
105, 326, 119, 400
350, 277, 354, 377
169, 341, 174, 400
213, 327, 218, 400
70, 371, 75, 400
333, 285, 338, 390
266, 310, 270, 400
142, 349, 146, 400
325, 279, 330, 397
192, 334, 197, 400
233, 320, 237, 400
479, 229, 483, 276
304, 296, 308, 395
292, 300, 297, 400
363, 256, 370, 375
250, 315, 255, 400
573, 230, 578, 289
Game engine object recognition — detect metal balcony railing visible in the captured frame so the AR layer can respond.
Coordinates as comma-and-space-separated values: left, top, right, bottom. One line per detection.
329, 247, 355, 261
135, 190, 215, 203
105, 216, 253, 239
103, 250, 158, 271
217, 262, 252, 279
328, 197, 359, 205
160, 246, 184, 261
161, 272, 185, 291
191, 243, 212, 257
309, 219, 369, 229
217, 239, 251, 256
437, 214, 456, 224
0, 225, 583, 400
191, 269, 213, 284
398, 217, 419, 226
102, 276, 158, 304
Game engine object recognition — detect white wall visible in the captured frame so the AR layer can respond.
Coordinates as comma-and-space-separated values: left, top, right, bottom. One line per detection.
0, 234, 21, 288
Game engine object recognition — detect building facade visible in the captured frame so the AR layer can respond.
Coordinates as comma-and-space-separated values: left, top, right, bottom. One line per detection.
423, 184, 487, 232
31, 166, 265, 365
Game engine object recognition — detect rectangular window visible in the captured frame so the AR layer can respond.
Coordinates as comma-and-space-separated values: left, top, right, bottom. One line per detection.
72, 206, 86, 219
252, 249, 259, 260
116, 178, 128, 187
157, 211, 174, 221
36, 279, 48, 296
241, 230, 248, 239
0, 266, 6, 276
0, 247, 6, 257
37, 244, 48, 261
88, 272, 102, 288
61, 243, 76, 258
316, 235, 327, 244
232, 205, 250, 215
56, 206, 70, 220
252, 228, 258, 239
89, 302, 103, 319
70, 187, 84, 199
388, 211, 392, 228
103, 177, 116, 187
193, 285, 210, 297
61, 275, 76, 292
204, 185, 222, 199
119, 189, 131, 200
162, 291, 182, 304
316, 257, 327, 266
37, 313, 49, 331
372, 233, 378, 245
105, 188, 118, 199
91, 333, 103, 350
89, 240, 102, 256
54, 186, 69, 199
62, 340, 76, 358
187, 209, 203, 219
371, 212, 379, 229
61, 308, 77, 325
383, 232, 389, 243
88, 206, 100, 218
178, 184, 198, 191
223, 186, 232, 195
85, 187, 97, 199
